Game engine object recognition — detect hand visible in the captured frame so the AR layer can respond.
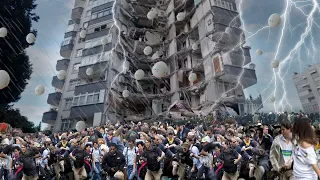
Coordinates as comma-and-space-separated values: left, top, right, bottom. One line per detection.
241, 147, 245, 151
111, 168, 115, 172
190, 153, 194, 157
157, 157, 162, 162
234, 159, 238, 164
191, 167, 196, 172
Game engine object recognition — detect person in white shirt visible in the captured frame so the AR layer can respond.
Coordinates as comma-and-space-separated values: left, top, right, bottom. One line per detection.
292, 118, 320, 180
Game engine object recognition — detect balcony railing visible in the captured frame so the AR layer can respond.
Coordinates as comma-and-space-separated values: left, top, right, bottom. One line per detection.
42, 110, 57, 124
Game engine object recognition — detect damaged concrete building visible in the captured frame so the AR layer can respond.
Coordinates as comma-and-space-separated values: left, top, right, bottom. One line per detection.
108, 0, 263, 121
42, 0, 263, 131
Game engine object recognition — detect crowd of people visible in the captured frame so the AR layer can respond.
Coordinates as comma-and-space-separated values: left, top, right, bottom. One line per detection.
1, 114, 320, 180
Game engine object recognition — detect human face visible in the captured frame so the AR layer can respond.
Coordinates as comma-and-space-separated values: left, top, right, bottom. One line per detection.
230, 139, 237, 147
128, 141, 134, 147
94, 143, 98, 148
145, 140, 151, 149
263, 127, 269, 135
281, 126, 291, 139
138, 144, 144, 151
109, 146, 116, 154
14, 149, 20, 156
21, 145, 27, 153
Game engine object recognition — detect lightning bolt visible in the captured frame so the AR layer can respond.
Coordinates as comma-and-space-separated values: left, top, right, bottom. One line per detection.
267, 0, 319, 113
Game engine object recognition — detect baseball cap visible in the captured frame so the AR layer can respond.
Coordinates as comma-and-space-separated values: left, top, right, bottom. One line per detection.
182, 142, 189, 148
201, 136, 211, 143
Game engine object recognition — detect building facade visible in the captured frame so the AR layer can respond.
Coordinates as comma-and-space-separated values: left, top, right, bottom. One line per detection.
293, 64, 320, 114
42, 0, 262, 131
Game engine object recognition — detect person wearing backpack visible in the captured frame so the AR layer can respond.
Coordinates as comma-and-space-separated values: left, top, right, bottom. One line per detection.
92, 140, 103, 180
142, 137, 165, 180
123, 138, 137, 180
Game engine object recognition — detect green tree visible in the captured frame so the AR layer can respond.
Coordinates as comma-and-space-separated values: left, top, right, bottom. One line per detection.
0, 106, 37, 133
35, 122, 41, 132
0, 0, 39, 107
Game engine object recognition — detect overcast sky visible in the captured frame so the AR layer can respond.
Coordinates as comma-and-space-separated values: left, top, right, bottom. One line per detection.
13, 0, 320, 126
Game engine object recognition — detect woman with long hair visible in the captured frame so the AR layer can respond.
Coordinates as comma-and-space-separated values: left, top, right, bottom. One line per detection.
292, 118, 320, 179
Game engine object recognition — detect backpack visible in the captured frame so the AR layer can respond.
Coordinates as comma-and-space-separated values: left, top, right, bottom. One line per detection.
221, 150, 238, 174
74, 150, 86, 168
22, 157, 37, 176
193, 143, 202, 152
146, 148, 161, 171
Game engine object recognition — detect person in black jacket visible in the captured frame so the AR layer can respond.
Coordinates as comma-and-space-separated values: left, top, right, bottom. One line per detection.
102, 143, 126, 180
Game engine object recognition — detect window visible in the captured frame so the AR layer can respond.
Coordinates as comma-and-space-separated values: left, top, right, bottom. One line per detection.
91, 8, 112, 20
66, 24, 76, 32
73, 97, 79, 105
71, 90, 104, 106
76, 49, 83, 57
61, 119, 72, 131
91, 13, 98, 19
93, 94, 99, 103
83, 22, 88, 28
101, 25, 107, 30
61, 37, 73, 46
79, 96, 86, 105
87, 95, 93, 104
73, 63, 81, 73
86, 10, 91, 17
64, 99, 72, 110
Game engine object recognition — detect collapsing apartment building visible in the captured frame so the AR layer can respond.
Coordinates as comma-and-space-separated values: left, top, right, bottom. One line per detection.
42, 0, 262, 131
108, 0, 263, 121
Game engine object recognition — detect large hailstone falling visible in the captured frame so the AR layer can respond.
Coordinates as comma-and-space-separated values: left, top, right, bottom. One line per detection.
256, 49, 263, 56
122, 90, 130, 98
152, 61, 168, 78
0, 70, 10, 89
76, 121, 86, 132
268, 13, 281, 28
86, 67, 93, 76
176, 12, 186, 21
0, 27, 8, 38
134, 69, 145, 80
79, 29, 87, 38
271, 60, 279, 68
35, 85, 45, 95
26, 33, 36, 44
188, 73, 197, 83
57, 70, 67, 80
101, 36, 109, 45
144, 46, 152, 56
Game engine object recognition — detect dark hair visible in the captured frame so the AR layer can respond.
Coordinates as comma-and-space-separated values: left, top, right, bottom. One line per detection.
292, 118, 316, 145
136, 141, 145, 147
281, 121, 292, 130
85, 143, 92, 148
110, 143, 117, 149
92, 139, 98, 145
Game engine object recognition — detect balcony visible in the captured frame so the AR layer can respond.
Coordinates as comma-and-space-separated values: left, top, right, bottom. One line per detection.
70, 103, 104, 119
86, 28, 110, 41
82, 43, 112, 57
215, 65, 257, 89
42, 110, 57, 125
47, 92, 62, 106
56, 59, 70, 71
60, 39, 74, 58
68, 19, 80, 25
64, 31, 77, 38
212, 6, 240, 27
71, 7, 84, 19
78, 61, 108, 79
51, 76, 65, 90
88, 14, 113, 26
74, 80, 107, 94
92, 1, 114, 13
226, 47, 251, 66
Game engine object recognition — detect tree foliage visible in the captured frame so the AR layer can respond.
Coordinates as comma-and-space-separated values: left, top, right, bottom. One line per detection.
0, 0, 39, 106
0, 106, 37, 133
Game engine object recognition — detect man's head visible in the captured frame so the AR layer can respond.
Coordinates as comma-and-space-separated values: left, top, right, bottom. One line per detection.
109, 143, 117, 156
263, 125, 269, 135
127, 138, 135, 147
61, 135, 67, 143
92, 140, 99, 148
281, 121, 292, 139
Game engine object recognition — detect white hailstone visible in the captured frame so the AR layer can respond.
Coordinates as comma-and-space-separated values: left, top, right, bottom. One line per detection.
271, 60, 280, 68
188, 72, 197, 83
0, 70, 10, 89
57, 70, 67, 80
101, 36, 109, 45
191, 43, 198, 50
86, 67, 93, 76
147, 9, 157, 20
225, 27, 232, 34
76, 121, 86, 132
143, 46, 152, 56
79, 29, 87, 38
249, 63, 256, 69
122, 90, 130, 98
151, 52, 160, 60
256, 49, 263, 56
26, 33, 36, 44
152, 61, 168, 78
270, 96, 276, 103
35, 85, 45, 95
134, 69, 145, 80
176, 12, 186, 21
268, 13, 281, 28
0, 27, 8, 38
